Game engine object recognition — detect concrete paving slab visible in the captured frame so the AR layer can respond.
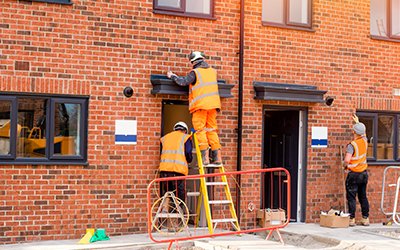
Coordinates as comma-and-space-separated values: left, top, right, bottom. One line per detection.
281, 223, 400, 250
0, 223, 399, 250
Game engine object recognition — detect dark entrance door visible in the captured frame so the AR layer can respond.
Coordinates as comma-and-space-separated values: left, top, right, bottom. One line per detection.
263, 110, 299, 222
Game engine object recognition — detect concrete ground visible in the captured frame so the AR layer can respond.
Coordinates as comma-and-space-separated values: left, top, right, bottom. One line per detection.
0, 223, 399, 250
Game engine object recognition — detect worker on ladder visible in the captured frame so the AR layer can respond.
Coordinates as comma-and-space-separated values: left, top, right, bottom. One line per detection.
167, 51, 222, 165
159, 122, 193, 206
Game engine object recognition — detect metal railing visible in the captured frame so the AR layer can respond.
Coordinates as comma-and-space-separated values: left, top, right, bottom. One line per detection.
147, 167, 291, 249
380, 166, 400, 225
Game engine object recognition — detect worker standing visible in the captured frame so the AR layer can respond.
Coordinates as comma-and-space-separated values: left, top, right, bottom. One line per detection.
343, 114, 370, 226
159, 121, 193, 203
167, 51, 222, 165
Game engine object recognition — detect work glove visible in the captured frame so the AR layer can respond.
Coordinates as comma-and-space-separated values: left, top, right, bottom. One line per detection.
167, 71, 177, 79
352, 114, 359, 124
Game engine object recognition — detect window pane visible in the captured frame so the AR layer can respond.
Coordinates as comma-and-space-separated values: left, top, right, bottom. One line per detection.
0, 101, 12, 155
377, 115, 394, 160
17, 98, 47, 158
54, 103, 81, 156
186, 0, 210, 14
262, 0, 284, 23
391, 0, 400, 36
371, 0, 388, 37
359, 116, 374, 158
157, 0, 181, 8
289, 0, 309, 24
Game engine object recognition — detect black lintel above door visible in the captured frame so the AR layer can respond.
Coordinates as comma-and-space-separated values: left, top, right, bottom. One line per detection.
150, 74, 234, 98
253, 81, 327, 103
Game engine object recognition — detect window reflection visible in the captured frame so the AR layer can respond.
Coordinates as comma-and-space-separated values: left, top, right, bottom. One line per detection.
157, 0, 180, 8
0, 101, 12, 155
377, 116, 394, 160
54, 103, 81, 156
263, 0, 311, 27
359, 116, 374, 158
17, 98, 47, 158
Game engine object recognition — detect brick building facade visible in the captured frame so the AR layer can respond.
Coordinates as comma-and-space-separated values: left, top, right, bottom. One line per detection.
1, 0, 399, 244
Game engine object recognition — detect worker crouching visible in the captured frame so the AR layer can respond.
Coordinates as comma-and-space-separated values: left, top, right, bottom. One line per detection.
159, 121, 193, 211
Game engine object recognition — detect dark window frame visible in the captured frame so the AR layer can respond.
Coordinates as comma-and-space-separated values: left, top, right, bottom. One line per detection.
31, 0, 72, 4
357, 111, 400, 165
370, 0, 400, 41
388, 0, 400, 39
153, 0, 216, 20
262, 0, 313, 30
49, 98, 87, 161
154, 0, 185, 12
0, 93, 88, 165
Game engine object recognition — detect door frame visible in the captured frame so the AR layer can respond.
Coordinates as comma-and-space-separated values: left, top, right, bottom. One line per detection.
261, 105, 308, 222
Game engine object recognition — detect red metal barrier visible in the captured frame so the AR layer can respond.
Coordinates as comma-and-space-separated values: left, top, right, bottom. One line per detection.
147, 167, 291, 249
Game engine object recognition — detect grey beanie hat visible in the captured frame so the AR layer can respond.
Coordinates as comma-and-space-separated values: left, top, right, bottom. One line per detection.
353, 123, 366, 135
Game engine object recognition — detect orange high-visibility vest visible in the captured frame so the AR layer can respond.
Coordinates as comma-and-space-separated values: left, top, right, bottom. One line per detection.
188, 68, 221, 113
159, 131, 191, 175
348, 137, 368, 173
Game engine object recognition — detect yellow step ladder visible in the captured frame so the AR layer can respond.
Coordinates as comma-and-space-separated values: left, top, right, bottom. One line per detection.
192, 132, 240, 234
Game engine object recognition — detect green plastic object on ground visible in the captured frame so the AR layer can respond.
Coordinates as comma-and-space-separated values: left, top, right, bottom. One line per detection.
90, 228, 110, 243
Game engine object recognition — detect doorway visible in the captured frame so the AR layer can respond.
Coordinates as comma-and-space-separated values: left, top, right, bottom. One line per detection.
161, 100, 192, 136
161, 100, 207, 225
262, 107, 307, 222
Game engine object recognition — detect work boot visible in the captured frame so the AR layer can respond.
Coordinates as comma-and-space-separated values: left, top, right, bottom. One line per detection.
349, 218, 356, 227
200, 150, 210, 165
360, 217, 370, 226
211, 149, 222, 165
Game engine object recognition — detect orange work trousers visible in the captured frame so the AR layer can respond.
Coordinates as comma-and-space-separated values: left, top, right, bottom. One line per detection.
192, 109, 221, 151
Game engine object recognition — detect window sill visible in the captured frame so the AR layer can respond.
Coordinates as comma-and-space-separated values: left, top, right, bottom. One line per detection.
262, 22, 315, 32
253, 81, 326, 102
153, 10, 216, 20
31, 0, 73, 4
0, 158, 88, 165
0, 161, 88, 166
370, 35, 400, 43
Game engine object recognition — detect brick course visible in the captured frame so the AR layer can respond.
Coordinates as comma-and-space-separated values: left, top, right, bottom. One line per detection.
0, 0, 399, 243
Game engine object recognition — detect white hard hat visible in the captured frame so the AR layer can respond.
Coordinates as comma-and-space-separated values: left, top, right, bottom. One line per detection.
189, 51, 205, 63
353, 123, 366, 135
173, 121, 188, 133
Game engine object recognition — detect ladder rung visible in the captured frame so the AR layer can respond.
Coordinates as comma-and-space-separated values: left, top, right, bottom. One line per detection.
212, 218, 237, 223
209, 200, 232, 204
204, 164, 223, 168
156, 213, 182, 218
187, 191, 200, 197
206, 182, 227, 186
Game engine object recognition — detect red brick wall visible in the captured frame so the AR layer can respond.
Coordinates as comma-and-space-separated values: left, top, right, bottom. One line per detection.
1, 0, 399, 243
242, 0, 400, 223
0, 0, 240, 243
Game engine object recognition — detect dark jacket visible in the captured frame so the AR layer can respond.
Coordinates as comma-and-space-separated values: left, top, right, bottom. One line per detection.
170, 60, 210, 87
